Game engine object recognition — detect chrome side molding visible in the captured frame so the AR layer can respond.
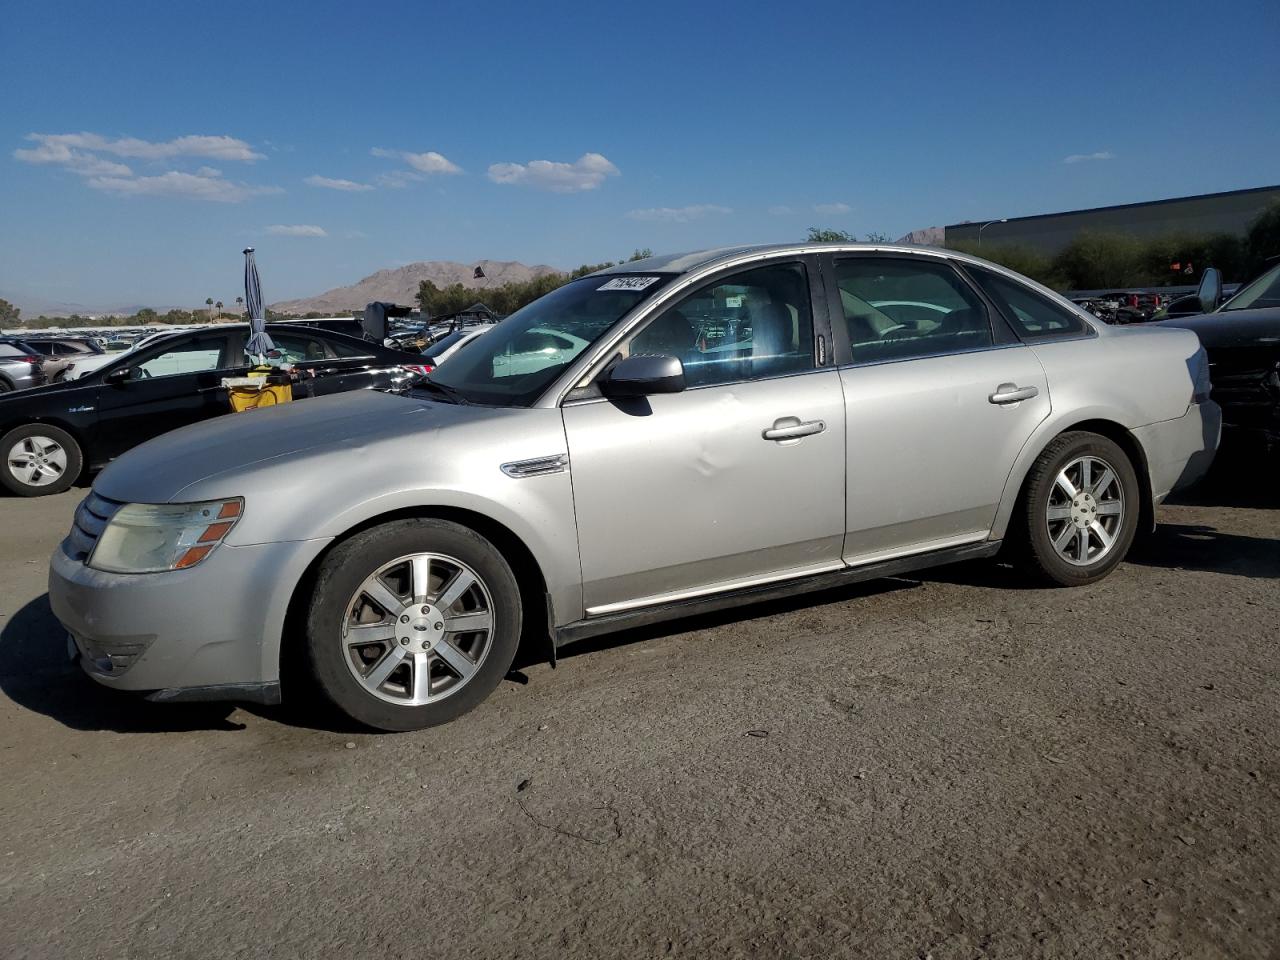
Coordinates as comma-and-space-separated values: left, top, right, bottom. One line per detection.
501, 454, 569, 478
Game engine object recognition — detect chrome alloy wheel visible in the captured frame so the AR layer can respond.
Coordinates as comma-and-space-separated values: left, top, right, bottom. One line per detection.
7, 435, 68, 487
1046, 455, 1125, 567
341, 552, 495, 706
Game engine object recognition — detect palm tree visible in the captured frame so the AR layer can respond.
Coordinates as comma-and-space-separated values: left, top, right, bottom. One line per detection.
215, 300, 223, 321
235, 296, 244, 317
205, 297, 214, 320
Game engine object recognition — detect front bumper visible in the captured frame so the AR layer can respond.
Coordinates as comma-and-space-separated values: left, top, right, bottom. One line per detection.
1133, 400, 1222, 503
49, 534, 331, 701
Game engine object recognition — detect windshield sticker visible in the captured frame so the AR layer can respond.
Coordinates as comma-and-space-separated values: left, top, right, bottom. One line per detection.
598, 276, 661, 292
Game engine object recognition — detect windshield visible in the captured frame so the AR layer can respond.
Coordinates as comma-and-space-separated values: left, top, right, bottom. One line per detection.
1222, 262, 1280, 311
424, 274, 674, 405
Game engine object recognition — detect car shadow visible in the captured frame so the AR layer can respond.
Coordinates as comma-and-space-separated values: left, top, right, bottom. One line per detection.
552, 577, 919, 662
1128, 522, 1280, 579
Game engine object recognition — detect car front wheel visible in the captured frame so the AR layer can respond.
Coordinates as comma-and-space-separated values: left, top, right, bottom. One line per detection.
1017, 431, 1140, 586
304, 518, 523, 731
1, 424, 83, 497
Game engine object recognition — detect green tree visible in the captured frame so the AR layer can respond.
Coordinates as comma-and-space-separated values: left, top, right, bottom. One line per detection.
1245, 200, 1280, 276
806, 227, 856, 243
0, 298, 19, 325
863, 231, 891, 243
629, 248, 653, 261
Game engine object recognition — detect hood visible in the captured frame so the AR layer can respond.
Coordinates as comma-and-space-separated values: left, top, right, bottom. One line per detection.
93, 389, 518, 503
1163, 307, 1280, 349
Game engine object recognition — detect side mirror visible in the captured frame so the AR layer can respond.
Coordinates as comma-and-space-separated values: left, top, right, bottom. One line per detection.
103, 366, 132, 384
600, 354, 686, 398
1196, 267, 1223, 314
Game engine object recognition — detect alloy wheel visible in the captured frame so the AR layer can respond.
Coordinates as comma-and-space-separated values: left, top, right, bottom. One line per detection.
1045, 455, 1125, 567
341, 552, 495, 706
7, 436, 68, 487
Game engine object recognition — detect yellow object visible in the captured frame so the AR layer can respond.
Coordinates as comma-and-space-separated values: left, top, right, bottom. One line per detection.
227, 381, 293, 412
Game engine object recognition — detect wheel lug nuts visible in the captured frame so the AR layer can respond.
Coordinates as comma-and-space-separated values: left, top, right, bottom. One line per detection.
400, 637, 410, 645
434, 622, 443, 630
400, 615, 410, 623
421, 606, 430, 614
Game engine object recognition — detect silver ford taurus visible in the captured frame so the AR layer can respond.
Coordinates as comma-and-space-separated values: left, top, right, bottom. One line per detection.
49, 244, 1220, 730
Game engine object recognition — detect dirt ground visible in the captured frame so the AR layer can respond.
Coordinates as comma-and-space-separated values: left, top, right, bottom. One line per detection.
1, 461, 1277, 959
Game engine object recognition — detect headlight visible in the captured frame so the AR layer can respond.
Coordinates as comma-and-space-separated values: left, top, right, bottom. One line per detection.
89, 498, 243, 574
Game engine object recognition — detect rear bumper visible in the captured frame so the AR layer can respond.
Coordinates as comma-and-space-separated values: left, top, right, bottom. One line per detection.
1133, 401, 1222, 503
49, 535, 331, 699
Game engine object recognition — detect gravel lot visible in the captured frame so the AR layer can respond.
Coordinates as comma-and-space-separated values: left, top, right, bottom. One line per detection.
1, 462, 1277, 959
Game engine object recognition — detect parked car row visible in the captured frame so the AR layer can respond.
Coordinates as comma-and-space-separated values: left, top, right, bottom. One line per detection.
43, 244, 1220, 733
0, 324, 427, 496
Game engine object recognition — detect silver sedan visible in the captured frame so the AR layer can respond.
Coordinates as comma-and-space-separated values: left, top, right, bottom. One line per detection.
49, 244, 1220, 730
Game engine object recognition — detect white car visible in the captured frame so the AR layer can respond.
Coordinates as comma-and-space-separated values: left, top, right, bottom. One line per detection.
68, 332, 172, 379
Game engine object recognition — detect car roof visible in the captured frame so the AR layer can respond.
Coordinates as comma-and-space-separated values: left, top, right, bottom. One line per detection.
591, 242, 1007, 278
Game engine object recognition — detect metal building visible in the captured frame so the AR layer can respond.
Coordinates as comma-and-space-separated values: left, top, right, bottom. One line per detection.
946, 184, 1280, 254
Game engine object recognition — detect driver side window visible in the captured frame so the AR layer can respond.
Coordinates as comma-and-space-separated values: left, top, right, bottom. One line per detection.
835, 257, 992, 364
628, 262, 814, 388
136, 336, 228, 378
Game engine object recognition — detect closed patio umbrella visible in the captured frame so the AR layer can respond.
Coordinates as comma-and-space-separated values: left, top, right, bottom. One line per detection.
243, 247, 275, 360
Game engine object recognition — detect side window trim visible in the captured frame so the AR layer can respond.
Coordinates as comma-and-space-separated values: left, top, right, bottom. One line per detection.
825, 252, 1009, 368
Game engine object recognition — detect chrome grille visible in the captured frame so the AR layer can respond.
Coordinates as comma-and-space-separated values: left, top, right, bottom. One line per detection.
64, 492, 123, 562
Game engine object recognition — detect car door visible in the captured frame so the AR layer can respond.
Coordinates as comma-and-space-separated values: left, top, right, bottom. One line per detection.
561, 258, 847, 615
824, 253, 1051, 563
94, 332, 246, 460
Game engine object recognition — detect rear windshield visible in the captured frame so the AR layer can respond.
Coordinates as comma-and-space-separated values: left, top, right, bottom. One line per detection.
0, 342, 37, 357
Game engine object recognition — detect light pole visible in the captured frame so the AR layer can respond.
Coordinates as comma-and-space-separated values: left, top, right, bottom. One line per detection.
977, 218, 1007, 248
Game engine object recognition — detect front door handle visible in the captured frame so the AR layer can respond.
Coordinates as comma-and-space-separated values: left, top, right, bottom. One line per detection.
989, 383, 1039, 405
763, 416, 826, 441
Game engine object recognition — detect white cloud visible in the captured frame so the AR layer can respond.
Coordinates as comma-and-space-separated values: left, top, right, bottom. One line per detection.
403, 151, 461, 175
87, 171, 282, 203
14, 139, 133, 177
305, 174, 374, 192
768, 205, 793, 216
371, 147, 461, 176
19, 132, 263, 162
626, 204, 732, 223
374, 170, 422, 189
488, 152, 619, 193
266, 224, 327, 237
15, 131, 278, 202
1063, 150, 1115, 164
813, 202, 851, 215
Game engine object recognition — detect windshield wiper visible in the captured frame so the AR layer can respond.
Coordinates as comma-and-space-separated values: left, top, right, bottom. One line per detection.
410, 378, 470, 404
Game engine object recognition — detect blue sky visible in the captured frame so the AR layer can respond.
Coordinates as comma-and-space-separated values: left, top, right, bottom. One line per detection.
2, 0, 1278, 309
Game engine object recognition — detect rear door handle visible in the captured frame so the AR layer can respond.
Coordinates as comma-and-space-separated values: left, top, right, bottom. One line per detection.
989, 383, 1039, 405
763, 416, 826, 441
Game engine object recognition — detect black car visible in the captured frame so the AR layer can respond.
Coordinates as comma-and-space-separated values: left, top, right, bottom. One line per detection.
1163, 264, 1280, 454
0, 323, 428, 496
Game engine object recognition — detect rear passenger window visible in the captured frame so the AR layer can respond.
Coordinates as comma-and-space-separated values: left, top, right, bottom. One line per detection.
969, 268, 1089, 340
834, 258, 992, 364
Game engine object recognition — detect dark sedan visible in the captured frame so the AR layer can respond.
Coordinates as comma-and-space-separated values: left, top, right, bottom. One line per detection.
1163, 263, 1280, 454
0, 323, 427, 496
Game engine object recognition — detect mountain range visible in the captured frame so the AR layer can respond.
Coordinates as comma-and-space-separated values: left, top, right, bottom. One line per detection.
269, 259, 560, 315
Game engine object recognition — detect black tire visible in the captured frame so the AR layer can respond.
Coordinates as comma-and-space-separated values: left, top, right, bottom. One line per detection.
304, 518, 522, 732
1017, 431, 1140, 586
0, 379, 12, 394
0, 423, 83, 497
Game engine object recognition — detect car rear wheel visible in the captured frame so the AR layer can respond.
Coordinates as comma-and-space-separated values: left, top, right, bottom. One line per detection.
1, 424, 83, 497
304, 519, 522, 731
1017, 431, 1139, 586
